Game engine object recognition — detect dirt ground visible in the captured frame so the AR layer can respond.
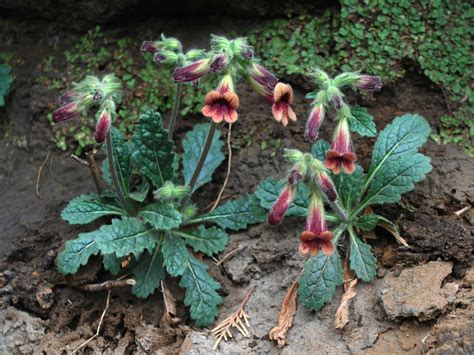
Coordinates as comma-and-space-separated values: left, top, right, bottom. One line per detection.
0, 14, 473, 355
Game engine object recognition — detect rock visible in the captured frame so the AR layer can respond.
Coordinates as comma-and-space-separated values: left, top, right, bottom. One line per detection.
0, 307, 47, 354
380, 261, 456, 320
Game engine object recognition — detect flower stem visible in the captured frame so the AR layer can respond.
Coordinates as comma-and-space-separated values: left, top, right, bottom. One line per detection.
106, 130, 134, 215
181, 122, 218, 208
330, 200, 349, 223
168, 83, 182, 140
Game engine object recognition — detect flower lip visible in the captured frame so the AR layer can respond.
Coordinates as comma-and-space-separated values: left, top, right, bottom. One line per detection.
272, 83, 297, 126
324, 149, 357, 174
202, 90, 239, 124
299, 230, 334, 256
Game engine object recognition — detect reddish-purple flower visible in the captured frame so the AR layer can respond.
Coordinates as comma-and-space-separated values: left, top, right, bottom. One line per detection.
330, 94, 344, 110
268, 184, 296, 225
202, 76, 239, 124
173, 59, 210, 83
272, 83, 297, 127
246, 63, 278, 102
299, 194, 334, 256
288, 169, 302, 185
324, 118, 356, 174
141, 41, 159, 53
304, 104, 325, 143
94, 109, 111, 143
209, 54, 228, 73
316, 171, 338, 202
52, 102, 81, 123
58, 90, 78, 106
355, 75, 382, 91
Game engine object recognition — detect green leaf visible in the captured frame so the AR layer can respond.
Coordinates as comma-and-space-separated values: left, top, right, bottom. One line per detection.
348, 106, 377, 137
61, 194, 125, 224
255, 178, 310, 217
182, 123, 224, 192
193, 194, 267, 231
349, 234, 377, 282
311, 140, 330, 161
132, 111, 175, 188
176, 225, 228, 256
179, 255, 222, 326
129, 180, 150, 202
103, 254, 121, 275
364, 114, 432, 205
96, 217, 156, 258
162, 233, 188, 276
332, 165, 365, 209
132, 247, 165, 298
298, 251, 343, 311
353, 214, 379, 231
103, 128, 133, 194
138, 202, 182, 230
57, 231, 100, 274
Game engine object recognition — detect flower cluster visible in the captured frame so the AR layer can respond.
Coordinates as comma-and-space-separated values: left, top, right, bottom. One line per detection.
169, 35, 296, 126
304, 69, 382, 175
52, 75, 121, 143
268, 149, 338, 256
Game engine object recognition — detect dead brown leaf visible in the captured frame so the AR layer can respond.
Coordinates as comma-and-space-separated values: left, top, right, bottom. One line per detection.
378, 220, 410, 248
334, 260, 358, 330
160, 280, 180, 326
269, 275, 299, 347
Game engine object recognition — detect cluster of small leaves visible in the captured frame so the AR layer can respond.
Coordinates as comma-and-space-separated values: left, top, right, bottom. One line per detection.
248, 1, 473, 154
41, 26, 217, 154
0, 52, 13, 107
58, 110, 270, 326
254, 112, 432, 311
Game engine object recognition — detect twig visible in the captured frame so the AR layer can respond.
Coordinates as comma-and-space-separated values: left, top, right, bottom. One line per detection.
212, 285, 255, 350
35, 151, 51, 199
70, 154, 89, 166
454, 206, 470, 217
215, 244, 248, 266
72, 290, 111, 353
78, 279, 135, 292
210, 123, 233, 212
86, 150, 105, 194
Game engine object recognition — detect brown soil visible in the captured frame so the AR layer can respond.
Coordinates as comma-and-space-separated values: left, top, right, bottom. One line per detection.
0, 14, 473, 355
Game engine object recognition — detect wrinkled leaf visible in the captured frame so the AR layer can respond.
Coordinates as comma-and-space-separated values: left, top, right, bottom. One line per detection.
177, 225, 228, 256
138, 202, 182, 230
332, 165, 365, 209
348, 106, 377, 137
57, 231, 100, 275
103, 253, 121, 275
161, 233, 188, 276
61, 194, 125, 224
132, 247, 165, 298
103, 128, 133, 194
311, 140, 330, 161
353, 214, 380, 231
349, 234, 377, 282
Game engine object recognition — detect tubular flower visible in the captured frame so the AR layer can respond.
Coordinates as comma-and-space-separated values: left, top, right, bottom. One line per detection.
94, 109, 112, 143
316, 171, 338, 201
52, 101, 81, 122
272, 83, 297, 126
246, 63, 278, 102
355, 75, 382, 91
324, 118, 356, 174
305, 104, 325, 143
299, 194, 334, 256
140, 41, 160, 53
202, 75, 239, 124
330, 94, 344, 110
58, 90, 78, 106
173, 58, 210, 83
268, 184, 296, 225
209, 53, 228, 73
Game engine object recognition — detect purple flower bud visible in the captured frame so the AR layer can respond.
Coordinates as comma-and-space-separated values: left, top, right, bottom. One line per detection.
141, 41, 159, 53
52, 102, 80, 122
173, 59, 210, 83
268, 185, 295, 225
330, 95, 344, 110
288, 170, 302, 185
92, 91, 102, 103
304, 104, 325, 143
316, 171, 338, 202
209, 54, 228, 73
58, 91, 78, 106
241, 47, 254, 59
94, 110, 111, 143
355, 75, 382, 91
153, 52, 167, 63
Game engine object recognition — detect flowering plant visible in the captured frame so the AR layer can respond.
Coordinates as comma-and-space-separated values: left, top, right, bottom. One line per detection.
255, 68, 432, 311
53, 35, 292, 327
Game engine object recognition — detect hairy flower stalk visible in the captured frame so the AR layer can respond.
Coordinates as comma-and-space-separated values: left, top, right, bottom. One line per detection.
299, 192, 334, 256
268, 184, 296, 225
325, 117, 356, 174
168, 83, 182, 140
272, 83, 297, 126
202, 75, 239, 124
304, 104, 325, 143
